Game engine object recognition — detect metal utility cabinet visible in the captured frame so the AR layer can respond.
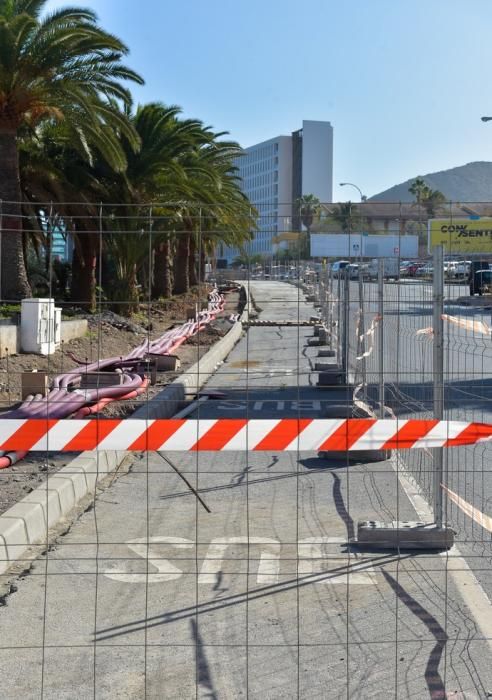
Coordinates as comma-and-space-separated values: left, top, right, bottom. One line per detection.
20, 298, 61, 355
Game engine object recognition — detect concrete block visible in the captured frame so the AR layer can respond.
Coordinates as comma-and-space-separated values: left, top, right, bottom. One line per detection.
0, 535, 8, 575
0, 324, 19, 357
21, 371, 48, 399
22, 490, 62, 530
58, 467, 87, 501
314, 361, 338, 371
72, 464, 98, 492
83, 452, 112, 476
45, 476, 76, 514
317, 369, 345, 386
318, 329, 330, 344
317, 349, 336, 357
3, 502, 47, 545
0, 517, 28, 567
355, 521, 455, 550
148, 354, 181, 371
80, 372, 124, 389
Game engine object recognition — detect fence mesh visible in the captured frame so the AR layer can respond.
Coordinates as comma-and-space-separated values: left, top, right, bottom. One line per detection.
0, 201, 491, 698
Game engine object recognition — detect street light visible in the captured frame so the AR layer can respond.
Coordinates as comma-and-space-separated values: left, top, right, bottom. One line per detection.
340, 182, 366, 262
481, 116, 492, 122
339, 182, 366, 201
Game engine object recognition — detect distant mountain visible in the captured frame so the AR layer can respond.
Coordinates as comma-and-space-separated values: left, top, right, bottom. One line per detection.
370, 161, 492, 202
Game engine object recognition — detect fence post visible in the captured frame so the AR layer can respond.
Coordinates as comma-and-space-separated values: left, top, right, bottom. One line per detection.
328, 266, 334, 349
433, 244, 444, 528
358, 268, 367, 399
342, 269, 350, 378
378, 259, 385, 418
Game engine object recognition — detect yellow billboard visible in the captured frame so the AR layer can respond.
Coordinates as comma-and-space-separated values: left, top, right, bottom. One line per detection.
428, 218, 492, 253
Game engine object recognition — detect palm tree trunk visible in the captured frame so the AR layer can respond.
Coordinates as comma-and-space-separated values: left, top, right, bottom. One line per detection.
71, 231, 97, 312
0, 129, 32, 300
153, 236, 172, 298
188, 235, 198, 287
199, 248, 206, 282
173, 232, 190, 295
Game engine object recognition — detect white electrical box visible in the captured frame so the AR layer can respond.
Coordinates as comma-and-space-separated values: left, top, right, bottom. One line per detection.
21, 298, 61, 355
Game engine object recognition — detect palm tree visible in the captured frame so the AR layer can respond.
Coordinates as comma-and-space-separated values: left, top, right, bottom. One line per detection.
103, 103, 208, 305
19, 114, 139, 311
409, 177, 446, 246
171, 128, 254, 294
296, 194, 321, 259
330, 201, 354, 233
408, 176, 429, 205
0, 0, 143, 299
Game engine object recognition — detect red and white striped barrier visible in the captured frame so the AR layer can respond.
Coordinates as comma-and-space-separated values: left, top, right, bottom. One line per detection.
0, 418, 490, 452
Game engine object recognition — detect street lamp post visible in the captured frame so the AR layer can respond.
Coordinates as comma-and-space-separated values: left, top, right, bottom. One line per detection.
340, 182, 366, 202
340, 182, 366, 263
481, 116, 492, 122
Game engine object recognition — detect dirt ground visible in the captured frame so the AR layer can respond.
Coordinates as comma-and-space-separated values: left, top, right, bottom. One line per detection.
0, 287, 240, 515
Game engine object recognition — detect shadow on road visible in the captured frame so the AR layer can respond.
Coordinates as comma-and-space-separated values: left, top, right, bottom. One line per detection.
382, 571, 448, 700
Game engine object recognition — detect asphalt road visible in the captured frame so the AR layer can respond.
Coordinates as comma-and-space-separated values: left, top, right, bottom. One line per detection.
1, 281, 492, 699
353, 279, 492, 601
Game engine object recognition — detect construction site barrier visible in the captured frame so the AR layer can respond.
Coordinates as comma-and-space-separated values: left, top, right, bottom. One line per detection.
0, 418, 490, 452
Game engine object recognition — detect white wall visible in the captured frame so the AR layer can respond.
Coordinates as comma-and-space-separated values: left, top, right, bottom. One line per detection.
310, 234, 418, 259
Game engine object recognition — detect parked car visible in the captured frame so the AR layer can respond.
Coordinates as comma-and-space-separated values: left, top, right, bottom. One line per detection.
347, 263, 360, 280
444, 261, 458, 278
400, 261, 420, 277
454, 261, 471, 279
416, 262, 433, 276
469, 261, 492, 295
331, 260, 350, 277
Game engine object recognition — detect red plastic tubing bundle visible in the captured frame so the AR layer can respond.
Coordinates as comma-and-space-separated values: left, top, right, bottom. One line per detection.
0, 289, 226, 469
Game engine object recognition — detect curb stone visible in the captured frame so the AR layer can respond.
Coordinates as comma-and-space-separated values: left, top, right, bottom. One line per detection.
0, 298, 247, 577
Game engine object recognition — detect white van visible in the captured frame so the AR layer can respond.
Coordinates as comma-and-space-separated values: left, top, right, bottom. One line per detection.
368, 258, 399, 280
330, 260, 350, 277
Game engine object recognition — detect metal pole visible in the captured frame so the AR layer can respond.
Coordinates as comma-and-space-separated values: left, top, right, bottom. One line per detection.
358, 268, 367, 399
433, 245, 444, 528
378, 260, 385, 418
337, 272, 342, 364
0, 199, 2, 302
328, 265, 334, 349
342, 269, 350, 378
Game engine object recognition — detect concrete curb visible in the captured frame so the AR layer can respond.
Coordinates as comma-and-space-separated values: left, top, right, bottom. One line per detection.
0, 304, 246, 576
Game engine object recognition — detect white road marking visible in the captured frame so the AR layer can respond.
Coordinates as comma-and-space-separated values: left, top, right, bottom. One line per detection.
216, 400, 322, 412
104, 536, 377, 586
104, 536, 194, 583
394, 452, 492, 656
198, 537, 281, 585
442, 484, 492, 533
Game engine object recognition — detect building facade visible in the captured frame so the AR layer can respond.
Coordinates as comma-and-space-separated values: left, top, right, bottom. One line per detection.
220, 120, 333, 263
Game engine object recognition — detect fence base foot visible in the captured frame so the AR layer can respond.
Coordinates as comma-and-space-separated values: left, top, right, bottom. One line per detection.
317, 348, 336, 357
354, 521, 455, 550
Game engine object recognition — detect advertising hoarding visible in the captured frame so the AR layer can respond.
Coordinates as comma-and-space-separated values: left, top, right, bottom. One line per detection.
428, 218, 492, 253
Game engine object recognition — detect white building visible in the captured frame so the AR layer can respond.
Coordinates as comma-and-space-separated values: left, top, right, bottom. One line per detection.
219, 120, 333, 263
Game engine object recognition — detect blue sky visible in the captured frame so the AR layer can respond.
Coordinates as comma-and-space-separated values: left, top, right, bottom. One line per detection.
46, 0, 492, 200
